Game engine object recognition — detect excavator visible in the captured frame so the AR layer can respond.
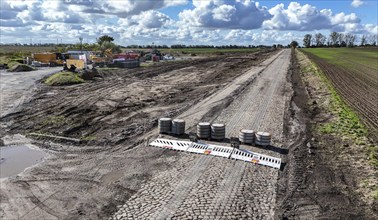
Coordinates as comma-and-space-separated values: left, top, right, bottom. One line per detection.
91, 48, 113, 67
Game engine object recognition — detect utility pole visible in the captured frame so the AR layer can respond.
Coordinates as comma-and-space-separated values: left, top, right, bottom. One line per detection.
79, 37, 83, 53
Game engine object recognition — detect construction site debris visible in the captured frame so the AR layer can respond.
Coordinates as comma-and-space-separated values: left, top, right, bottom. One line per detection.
8, 64, 35, 72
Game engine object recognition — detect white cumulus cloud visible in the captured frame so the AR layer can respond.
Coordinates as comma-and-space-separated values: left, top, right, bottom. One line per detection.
179, 0, 271, 29
263, 2, 360, 31
351, 0, 364, 8
119, 10, 171, 29
0, 0, 376, 45
66, 0, 188, 17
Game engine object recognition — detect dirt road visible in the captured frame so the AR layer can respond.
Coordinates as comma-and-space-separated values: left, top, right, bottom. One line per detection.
0, 49, 292, 219
111, 49, 291, 219
0, 67, 61, 117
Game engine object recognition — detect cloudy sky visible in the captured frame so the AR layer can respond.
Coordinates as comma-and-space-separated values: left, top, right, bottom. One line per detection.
0, 0, 377, 46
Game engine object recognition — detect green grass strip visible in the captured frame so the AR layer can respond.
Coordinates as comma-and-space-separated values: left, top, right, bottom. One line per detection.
44, 71, 84, 86
299, 50, 376, 167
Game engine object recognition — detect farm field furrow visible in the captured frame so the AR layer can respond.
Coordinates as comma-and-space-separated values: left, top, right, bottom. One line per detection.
317, 62, 378, 127
302, 48, 378, 132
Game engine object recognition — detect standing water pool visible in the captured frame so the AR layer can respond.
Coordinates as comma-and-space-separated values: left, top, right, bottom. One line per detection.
0, 145, 47, 178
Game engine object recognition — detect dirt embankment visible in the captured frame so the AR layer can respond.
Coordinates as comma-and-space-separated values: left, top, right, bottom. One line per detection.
275, 49, 377, 219
0, 49, 276, 146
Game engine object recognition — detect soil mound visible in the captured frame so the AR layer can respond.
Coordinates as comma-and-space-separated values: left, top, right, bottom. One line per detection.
8, 64, 35, 72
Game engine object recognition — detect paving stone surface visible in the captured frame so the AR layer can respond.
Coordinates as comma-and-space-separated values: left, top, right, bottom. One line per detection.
110, 50, 291, 220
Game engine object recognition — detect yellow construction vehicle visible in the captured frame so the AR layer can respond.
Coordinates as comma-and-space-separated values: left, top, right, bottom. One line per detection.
91, 49, 113, 67
32, 53, 65, 66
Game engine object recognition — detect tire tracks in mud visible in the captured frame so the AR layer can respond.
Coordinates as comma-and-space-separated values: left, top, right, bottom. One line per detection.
1, 50, 286, 220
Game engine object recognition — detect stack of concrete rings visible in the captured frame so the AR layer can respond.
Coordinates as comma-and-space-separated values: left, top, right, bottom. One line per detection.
255, 132, 271, 146
211, 123, 226, 140
197, 122, 211, 139
239, 129, 255, 144
159, 118, 172, 134
172, 119, 186, 135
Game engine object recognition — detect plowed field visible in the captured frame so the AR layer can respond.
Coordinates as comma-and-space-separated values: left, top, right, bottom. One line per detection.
302, 48, 378, 137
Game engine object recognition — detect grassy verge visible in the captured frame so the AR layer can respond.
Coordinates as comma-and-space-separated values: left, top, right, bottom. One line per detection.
44, 71, 84, 86
300, 51, 376, 166
316, 75, 367, 139
298, 49, 377, 204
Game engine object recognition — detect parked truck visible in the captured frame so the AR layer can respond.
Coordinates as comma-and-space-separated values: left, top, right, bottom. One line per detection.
32, 53, 66, 66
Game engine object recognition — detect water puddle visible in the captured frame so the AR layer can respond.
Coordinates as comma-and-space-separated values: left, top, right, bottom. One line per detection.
0, 145, 47, 178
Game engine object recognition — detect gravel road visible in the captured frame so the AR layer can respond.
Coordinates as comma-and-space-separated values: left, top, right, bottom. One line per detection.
0, 67, 61, 117
111, 49, 291, 219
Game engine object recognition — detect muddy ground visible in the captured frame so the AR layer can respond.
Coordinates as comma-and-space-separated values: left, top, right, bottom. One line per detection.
0, 48, 376, 220
1, 49, 283, 219
0, 50, 274, 146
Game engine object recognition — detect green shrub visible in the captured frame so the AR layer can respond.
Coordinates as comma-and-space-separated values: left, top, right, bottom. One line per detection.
44, 71, 84, 86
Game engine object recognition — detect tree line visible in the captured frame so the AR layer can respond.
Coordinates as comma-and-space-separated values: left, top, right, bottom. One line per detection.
302, 32, 377, 48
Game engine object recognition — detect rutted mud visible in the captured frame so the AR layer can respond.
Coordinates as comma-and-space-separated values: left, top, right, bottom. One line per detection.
0, 50, 284, 219
0, 51, 275, 146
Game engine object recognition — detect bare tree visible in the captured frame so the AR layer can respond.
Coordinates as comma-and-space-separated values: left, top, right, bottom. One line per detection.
345, 33, 356, 47
360, 35, 367, 46
367, 34, 377, 46
315, 33, 326, 47
329, 32, 339, 47
338, 33, 346, 47
303, 34, 312, 48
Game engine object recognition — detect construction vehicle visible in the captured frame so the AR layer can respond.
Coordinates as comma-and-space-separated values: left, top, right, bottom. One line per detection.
32, 53, 66, 66
67, 50, 91, 62
113, 51, 140, 60
66, 59, 86, 70
144, 49, 162, 62
91, 49, 113, 67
